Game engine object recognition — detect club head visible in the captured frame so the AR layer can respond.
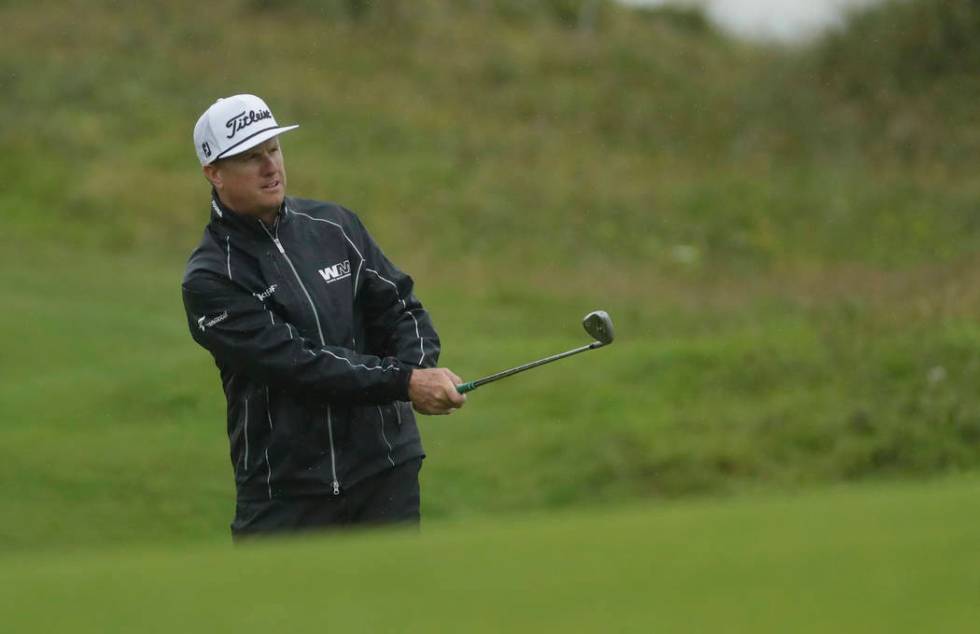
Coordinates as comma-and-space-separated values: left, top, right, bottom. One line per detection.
582, 310, 615, 346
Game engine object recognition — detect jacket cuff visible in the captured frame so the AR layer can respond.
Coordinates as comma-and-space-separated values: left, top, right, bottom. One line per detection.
393, 361, 414, 402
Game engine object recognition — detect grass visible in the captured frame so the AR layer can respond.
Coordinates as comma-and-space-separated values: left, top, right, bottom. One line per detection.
2, 475, 978, 632
3, 0, 979, 268
2, 240, 979, 553
1, 0, 980, 559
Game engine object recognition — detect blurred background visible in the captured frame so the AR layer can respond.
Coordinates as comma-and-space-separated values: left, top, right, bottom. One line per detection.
2, 0, 979, 628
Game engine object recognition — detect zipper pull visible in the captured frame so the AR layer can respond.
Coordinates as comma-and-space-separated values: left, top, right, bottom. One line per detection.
332, 480, 340, 496
272, 238, 286, 255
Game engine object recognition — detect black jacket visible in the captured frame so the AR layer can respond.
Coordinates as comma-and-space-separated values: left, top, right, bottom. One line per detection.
182, 192, 437, 501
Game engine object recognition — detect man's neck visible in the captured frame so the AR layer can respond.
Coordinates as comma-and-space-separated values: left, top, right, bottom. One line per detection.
215, 191, 281, 226
256, 207, 280, 227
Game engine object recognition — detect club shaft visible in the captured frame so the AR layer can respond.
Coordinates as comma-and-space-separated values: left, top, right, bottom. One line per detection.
456, 342, 602, 393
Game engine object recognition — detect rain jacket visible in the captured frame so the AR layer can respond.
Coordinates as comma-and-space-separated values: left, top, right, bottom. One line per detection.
182, 192, 437, 501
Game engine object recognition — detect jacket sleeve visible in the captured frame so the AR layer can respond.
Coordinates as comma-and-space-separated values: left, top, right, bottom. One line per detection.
182, 271, 413, 404
352, 214, 441, 369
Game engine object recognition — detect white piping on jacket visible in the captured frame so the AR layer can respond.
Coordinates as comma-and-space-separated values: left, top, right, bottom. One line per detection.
265, 387, 274, 500
304, 348, 398, 373
225, 235, 233, 280
286, 209, 366, 293
377, 406, 396, 467
242, 394, 249, 469
264, 449, 272, 500
365, 267, 426, 366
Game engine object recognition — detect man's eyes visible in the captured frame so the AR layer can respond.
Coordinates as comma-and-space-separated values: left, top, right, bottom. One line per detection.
246, 148, 277, 161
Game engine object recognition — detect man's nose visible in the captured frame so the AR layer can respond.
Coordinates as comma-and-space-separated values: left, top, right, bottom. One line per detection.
259, 153, 277, 173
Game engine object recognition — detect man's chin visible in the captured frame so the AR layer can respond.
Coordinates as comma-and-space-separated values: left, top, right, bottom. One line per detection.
242, 193, 285, 219
260, 189, 285, 207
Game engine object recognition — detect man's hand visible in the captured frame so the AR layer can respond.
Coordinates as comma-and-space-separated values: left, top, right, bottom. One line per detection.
408, 368, 467, 415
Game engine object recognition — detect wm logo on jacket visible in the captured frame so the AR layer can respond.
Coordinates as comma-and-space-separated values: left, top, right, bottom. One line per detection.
319, 260, 351, 284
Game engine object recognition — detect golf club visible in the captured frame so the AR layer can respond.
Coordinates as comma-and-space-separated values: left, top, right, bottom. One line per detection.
455, 310, 615, 394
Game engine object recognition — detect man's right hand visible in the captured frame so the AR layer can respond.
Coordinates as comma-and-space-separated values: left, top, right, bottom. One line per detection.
408, 368, 467, 415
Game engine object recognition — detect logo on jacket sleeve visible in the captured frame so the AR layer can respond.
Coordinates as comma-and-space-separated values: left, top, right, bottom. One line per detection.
197, 311, 229, 332
318, 260, 351, 284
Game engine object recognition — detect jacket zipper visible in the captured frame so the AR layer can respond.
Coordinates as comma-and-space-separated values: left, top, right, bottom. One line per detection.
326, 405, 341, 495
260, 216, 341, 496
261, 219, 326, 345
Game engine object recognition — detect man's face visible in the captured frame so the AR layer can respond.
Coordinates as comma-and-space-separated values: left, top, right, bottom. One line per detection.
205, 137, 287, 217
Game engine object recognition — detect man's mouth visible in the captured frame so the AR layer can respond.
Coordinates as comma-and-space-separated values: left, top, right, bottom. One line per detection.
262, 179, 281, 191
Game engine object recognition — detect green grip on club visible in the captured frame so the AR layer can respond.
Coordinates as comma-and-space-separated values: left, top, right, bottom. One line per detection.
456, 381, 477, 394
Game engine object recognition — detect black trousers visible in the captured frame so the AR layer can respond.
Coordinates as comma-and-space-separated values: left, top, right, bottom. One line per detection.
231, 458, 422, 540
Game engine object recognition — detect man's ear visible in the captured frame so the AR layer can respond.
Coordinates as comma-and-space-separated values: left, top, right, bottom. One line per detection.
203, 164, 222, 189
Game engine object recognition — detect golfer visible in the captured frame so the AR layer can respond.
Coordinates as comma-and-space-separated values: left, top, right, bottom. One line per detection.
182, 94, 465, 538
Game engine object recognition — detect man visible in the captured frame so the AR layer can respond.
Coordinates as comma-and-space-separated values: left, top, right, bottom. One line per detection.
182, 94, 465, 539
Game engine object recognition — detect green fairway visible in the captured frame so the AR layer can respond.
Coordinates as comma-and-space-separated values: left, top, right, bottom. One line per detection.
3, 476, 977, 632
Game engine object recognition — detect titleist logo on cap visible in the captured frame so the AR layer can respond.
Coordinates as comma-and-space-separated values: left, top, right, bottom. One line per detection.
225, 109, 273, 139
194, 94, 299, 165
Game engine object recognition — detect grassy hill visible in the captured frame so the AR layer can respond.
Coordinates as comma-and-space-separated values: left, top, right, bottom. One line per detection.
2, 0, 980, 553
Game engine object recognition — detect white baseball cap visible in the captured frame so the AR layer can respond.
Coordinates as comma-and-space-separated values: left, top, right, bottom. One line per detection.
193, 94, 299, 165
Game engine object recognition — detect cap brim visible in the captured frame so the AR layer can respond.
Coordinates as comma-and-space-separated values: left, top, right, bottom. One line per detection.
212, 124, 299, 163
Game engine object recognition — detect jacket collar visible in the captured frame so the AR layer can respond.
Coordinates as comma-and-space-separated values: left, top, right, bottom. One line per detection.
208, 189, 290, 240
